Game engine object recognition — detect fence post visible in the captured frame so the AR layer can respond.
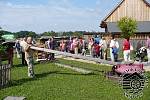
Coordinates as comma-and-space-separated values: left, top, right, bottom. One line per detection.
0, 64, 11, 89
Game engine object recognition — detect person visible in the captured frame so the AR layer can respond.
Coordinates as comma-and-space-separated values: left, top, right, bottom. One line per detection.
68, 37, 74, 53
109, 36, 119, 62
73, 37, 79, 54
46, 37, 55, 60
123, 38, 131, 62
24, 37, 35, 78
66, 37, 72, 52
88, 38, 94, 56
99, 37, 108, 60
94, 35, 100, 44
50, 37, 55, 60
146, 36, 150, 63
15, 40, 21, 58
136, 41, 142, 50
60, 39, 66, 52
81, 39, 86, 56
20, 37, 27, 65
78, 38, 83, 53
93, 43, 100, 58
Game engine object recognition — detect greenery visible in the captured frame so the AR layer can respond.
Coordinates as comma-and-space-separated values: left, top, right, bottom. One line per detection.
0, 44, 7, 53
41, 31, 84, 37
117, 17, 137, 39
0, 27, 93, 39
0, 28, 87, 39
14, 31, 37, 38
0, 57, 150, 100
41, 31, 58, 37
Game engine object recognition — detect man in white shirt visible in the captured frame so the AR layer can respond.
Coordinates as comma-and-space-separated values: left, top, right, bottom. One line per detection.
109, 36, 119, 62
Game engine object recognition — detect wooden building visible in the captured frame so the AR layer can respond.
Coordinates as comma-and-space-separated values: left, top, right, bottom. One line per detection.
100, 0, 150, 39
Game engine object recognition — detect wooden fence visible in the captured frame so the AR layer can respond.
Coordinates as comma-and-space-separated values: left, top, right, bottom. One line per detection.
0, 64, 11, 88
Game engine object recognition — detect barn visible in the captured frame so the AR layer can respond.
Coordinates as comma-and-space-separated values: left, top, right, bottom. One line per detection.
100, 0, 150, 39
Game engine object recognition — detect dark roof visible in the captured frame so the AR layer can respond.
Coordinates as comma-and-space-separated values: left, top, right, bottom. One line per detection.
102, 0, 150, 22
107, 21, 150, 33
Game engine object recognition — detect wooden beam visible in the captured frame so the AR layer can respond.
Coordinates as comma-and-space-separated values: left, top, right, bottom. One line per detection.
31, 46, 119, 65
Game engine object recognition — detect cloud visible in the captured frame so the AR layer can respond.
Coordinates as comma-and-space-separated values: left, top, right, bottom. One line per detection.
0, 0, 106, 33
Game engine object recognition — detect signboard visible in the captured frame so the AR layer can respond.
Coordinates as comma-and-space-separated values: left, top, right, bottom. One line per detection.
115, 64, 144, 74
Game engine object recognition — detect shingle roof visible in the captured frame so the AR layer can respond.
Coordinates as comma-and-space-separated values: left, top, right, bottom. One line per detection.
107, 21, 150, 33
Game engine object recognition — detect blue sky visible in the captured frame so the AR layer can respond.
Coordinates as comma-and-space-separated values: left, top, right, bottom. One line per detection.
0, 0, 150, 33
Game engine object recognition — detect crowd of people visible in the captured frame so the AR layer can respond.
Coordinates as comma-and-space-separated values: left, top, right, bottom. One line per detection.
58, 35, 150, 63
14, 35, 150, 78
59, 36, 120, 62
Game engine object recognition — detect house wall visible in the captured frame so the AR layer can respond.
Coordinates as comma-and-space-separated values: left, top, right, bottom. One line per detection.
106, 0, 150, 22
102, 33, 150, 39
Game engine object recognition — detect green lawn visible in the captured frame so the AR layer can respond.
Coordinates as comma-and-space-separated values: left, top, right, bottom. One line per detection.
0, 57, 150, 100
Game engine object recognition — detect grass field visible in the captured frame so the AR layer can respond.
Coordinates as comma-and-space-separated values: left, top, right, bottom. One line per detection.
0, 57, 150, 100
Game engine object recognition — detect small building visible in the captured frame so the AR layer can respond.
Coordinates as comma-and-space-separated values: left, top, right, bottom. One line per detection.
100, 0, 150, 39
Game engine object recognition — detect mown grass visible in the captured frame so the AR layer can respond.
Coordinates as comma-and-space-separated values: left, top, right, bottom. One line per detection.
0, 57, 150, 100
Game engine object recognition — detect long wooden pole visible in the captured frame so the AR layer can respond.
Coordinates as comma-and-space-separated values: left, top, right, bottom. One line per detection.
31, 46, 119, 65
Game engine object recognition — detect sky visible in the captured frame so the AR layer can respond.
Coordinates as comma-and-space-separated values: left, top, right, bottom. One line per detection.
0, 0, 150, 33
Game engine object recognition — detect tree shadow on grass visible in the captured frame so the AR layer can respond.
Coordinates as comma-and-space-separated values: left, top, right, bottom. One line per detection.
13, 62, 40, 68
3, 71, 97, 89
13, 64, 26, 67
4, 71, 58, 89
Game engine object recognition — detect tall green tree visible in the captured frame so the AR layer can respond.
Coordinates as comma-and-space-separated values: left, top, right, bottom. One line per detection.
117, 17, 137, 39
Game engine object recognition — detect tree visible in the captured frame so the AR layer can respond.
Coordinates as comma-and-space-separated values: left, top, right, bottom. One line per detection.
28, 31, 37, 38
73, 32, 82, 37
41, 31, 58, 37
14, 31, 37, 38
117, 17, 137, 39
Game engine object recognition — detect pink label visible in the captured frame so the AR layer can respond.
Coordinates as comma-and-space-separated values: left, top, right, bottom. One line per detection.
115, 64, 144, 74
